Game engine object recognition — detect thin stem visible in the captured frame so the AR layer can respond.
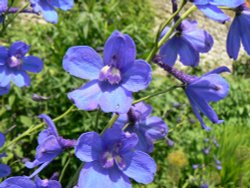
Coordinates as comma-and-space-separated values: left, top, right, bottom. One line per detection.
146, 4, 196, 63
101, 113, 119, 134
0, 105, 75, 153
66, 163, 84, 188
59, 155, 72, 182
133, 84, 185, 104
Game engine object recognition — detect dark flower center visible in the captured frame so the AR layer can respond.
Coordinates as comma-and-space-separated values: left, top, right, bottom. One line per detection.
99, 65, 122, 85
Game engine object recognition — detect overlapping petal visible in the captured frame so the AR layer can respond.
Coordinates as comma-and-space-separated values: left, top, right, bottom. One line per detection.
0, 164, 11, 178
22, 56, 44, 73
50, 0, 74, 10
0, 176, 36, 188
9, 41, 30, 58
11, 70, 30, 87
160, 37, 179, 67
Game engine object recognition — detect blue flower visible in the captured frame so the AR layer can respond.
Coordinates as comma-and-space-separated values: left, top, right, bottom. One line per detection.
0, 176, 61, 188
185, 66, 230, 131
75, 127, 157, 188
191, 0, 244, 23
0, 132, 11, 178
0, 41, 43, 95
25, 114, 75, 176
160, 20, 213, 67
0, 0, 7, 23
30, 0, 74, 23
227, 3, 250, 60
63, 31, 152, 114
114, 102, 168, 153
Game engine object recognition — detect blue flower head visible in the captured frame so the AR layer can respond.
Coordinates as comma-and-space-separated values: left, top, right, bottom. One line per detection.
160, 20, 213, 67
25, 114, 76, 176
185, 66, 230, 131
75, 127, 157, 188
0, 41, 43, 96
227, 3, 250, 60
0, 132, 11, 178
191, 0, 244, 22
114, 102, 168, 153
63, 31, 152, 114
30, 0, 74, 23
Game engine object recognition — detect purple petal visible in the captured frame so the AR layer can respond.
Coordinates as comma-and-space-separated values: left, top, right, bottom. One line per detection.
226, 17, 241, 60
63, 46, 103, 80
121, 151, 156, 184
239, 14, 250, 55
0, 132, 5, 147
211, 0, 244, 7
25, 159, 43, 169
99, 85, 133, 113
38, 114, 59, 137
102, 127, 123, 147
120, 132, 138, 154
122, 59, 152, 92
34, 176, 62, 188
78, 161, 131, 188
196, 4, 230, 23
0, 0, 7, 12
75, 132, 103, 162
9, 41, 30, 58
203, 66, 230, 76
133, 129, 153, 153
0, 176, 36, 188
22, 56, 44, 73
159, 37, 178, 67
0, 164, 11, 178
68, 80, 102, 111
0, 68, 11, 87
11, 70, 31, 87
103, 31, 136, 73
0, 46, 8, 65
50, 0, 74, 10
179, 38, 199, 67
132, 102, 153, 120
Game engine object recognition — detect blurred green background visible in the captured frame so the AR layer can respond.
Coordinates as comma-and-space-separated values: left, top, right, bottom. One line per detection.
1, 0, 250, 187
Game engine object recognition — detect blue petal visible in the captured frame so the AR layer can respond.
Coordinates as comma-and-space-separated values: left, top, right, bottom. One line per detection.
11, 70, 30, 87
121, 151, 156, 184
50, 0, 74, 10
0, 46, 8, 65
122, 59, 152, 92
102, 127, 123, 147
133, 128, 153, 153
0, 177, 36, 188
22, 56, 44, 73
9, 41, 30, 58
0, 132, 5, 147
78, 161, 131, 188
179, 38, 200, 67
37, 129, 50, 145
239, 14, 250, 55
120, 132, 138, 154
99, 84, 133, 113
38, 114, 59, 137
0, 164, 11, 178
203, 66, 230, 76
132, 102, 153, 120
185, 90, 211, 131
75, 132, 103, 162
196, 4, 230, 23
63, 46, 103, 80
68, 80, 102, 111
0, 67, 11, 87
0, 0, 7, 12
103, 31, 136, 73
210, 0, 244, 7
159, 37, 179, 67
226, 16, 241, 60
192, 0, 210, 5
34, 176, 62, 188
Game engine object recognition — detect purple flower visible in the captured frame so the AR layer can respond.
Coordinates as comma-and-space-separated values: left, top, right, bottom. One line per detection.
25, 114, 75, 175
0, 0, 7, 23
0, 41, 43, 95
0, 176, 61, 188
227, 4, 250, 60
185, 66, 230, 131
63, 31, 152, 114
200, 183, 209, 188
215, 159, 222, 170
191, 0, 244, 23
114, 102, 168, 153
192, 164, 199, 169
160, 20, 213, 67
30, 0, 74, 23
75, 127, 157, 188
0, 132, 11, 178
202, 147, 210, 155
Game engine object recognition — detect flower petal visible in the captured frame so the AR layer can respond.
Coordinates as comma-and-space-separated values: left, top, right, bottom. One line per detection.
0, 67, 11, 87
239, 14, 250, 55
0, 0, 7, 12
210, 0, 244, 7
121, 151, 156, 184
99, 85, 132, 113
63, 46, 103, 80
11, 70, 30, 87
9, 41, 30, 57
75, 132, 103, 162
226, 17, 241, 60
203, 66, 230, 76
196, 4, 230, 23
0, 164, 11, 178
38, 114, 59, 137
0, 85, 9, 96
68, 80, 102, 111
0, 176, 36, 188
0, 46, 8, 65
103, 31, 136, 73
159, 37, 179, 67
22, 56, 44, 73
0, 132, 5, 147
122, 59, 152, 92
50, 0, 74, 10
78, 162, 131, 188
132, 102, 153, 120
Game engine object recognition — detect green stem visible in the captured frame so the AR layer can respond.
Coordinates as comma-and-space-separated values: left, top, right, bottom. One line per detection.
0, 105, 75, 153
66, 163, 84, 188
101, 113, 119, 134
59, 155, 72, 182
133, 84, 185, 104
146, 5, 197, 62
